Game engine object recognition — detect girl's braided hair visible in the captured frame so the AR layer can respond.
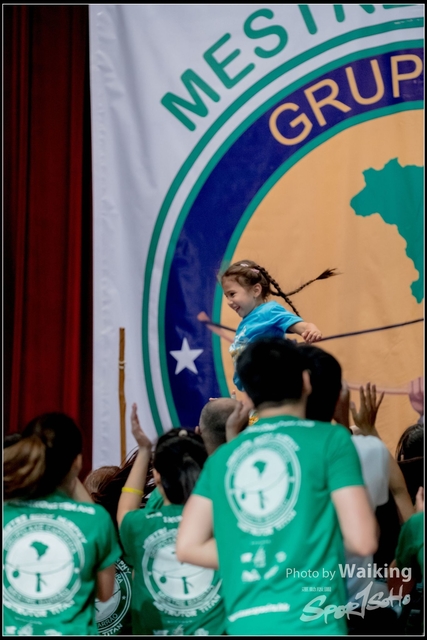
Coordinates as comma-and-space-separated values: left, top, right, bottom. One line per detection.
220, 260, 339, 316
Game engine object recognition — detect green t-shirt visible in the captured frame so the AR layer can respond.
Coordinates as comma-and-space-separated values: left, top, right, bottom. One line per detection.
3, 490, 122, 636
144, 486, 164, 514
120, 503, 226, 635
95, 558, 133, 636
193, 415, 365, 636
395, 511, 424, 582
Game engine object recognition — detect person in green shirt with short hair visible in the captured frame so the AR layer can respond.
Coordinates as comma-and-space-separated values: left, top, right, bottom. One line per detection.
177, 336, 378, 636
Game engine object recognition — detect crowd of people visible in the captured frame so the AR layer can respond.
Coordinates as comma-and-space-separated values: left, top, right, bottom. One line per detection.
3, 339, 424, 636
3, 259, 424, 635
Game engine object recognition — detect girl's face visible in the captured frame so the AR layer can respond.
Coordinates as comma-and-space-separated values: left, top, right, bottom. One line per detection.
222, 277, 263, 318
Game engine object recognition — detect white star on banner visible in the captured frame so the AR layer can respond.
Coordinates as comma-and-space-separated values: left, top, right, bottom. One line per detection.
170, 338, 203, 375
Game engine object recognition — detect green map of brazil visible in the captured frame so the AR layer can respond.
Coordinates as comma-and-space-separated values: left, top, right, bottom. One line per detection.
350, 158, 424, 303
31, 541, 49, 560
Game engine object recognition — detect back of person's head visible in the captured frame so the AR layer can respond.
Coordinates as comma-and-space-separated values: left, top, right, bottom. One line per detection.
4, 412, 83, 501
395, 422, 424, 461
198, 398, 237, 454
297, 344, 342, 422
398, 457, 424, 504
153, 429, 207, 504
236, 337, 305, 408
84, 465, 120, 497
84, 451, 156, 529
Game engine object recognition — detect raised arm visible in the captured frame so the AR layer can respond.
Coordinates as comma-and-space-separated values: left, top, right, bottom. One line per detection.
350, 383, 414, 521
225, 400, 251, 442
117, 403, 153, 528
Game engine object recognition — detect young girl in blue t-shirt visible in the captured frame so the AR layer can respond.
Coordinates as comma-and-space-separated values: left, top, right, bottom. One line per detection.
220, 260, 338, 391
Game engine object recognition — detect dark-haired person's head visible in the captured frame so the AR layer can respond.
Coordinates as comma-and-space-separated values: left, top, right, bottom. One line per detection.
396, 423, 424, 504
297, 344, 342, 422
153, 429, 208, 504
198, 398, 237, 454
4, 412, 83, 501
236, 337, 308, 409
396, 422, 424, 461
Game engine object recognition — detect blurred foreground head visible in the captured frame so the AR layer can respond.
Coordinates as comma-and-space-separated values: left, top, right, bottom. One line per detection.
236, 337, 306, 409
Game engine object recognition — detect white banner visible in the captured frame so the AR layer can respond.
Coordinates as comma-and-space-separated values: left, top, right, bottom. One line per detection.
89, 4, 424, 468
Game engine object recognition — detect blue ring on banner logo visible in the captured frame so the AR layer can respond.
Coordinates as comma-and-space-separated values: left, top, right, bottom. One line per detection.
163, 47, 423, 427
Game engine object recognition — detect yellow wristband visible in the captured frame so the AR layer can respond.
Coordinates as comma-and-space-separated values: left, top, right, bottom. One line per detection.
121, 487, 143, 496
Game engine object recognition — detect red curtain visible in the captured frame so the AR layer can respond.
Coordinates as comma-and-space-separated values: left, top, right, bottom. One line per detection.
4, 5, 93, 478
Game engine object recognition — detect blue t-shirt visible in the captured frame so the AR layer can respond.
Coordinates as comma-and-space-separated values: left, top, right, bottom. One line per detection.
229, 301, 302, 390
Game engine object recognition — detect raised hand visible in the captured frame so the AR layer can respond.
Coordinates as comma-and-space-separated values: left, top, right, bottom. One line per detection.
349, 382, 384, 437
131, 403, 153, 451
118, 402, 153, 525
225, 400, 250, 442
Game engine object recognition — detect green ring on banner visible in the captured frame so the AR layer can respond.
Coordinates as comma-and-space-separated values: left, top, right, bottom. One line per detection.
142, 21, 424, 435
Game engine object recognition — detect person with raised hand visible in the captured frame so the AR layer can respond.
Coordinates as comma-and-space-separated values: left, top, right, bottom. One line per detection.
117, 404, 225, 635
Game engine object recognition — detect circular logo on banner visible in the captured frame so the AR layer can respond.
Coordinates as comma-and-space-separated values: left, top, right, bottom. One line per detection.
225, 434, 301, 536
3, 515, 84, 616
96, 559, 132, 635
143, 528, 221, 616
143, 37, 424, 452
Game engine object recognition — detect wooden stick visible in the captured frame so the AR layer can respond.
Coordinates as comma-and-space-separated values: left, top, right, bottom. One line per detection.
119, 328, 126, 462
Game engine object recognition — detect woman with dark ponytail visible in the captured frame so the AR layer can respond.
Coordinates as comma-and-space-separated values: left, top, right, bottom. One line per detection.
3, 413, 122, 636
117, 404, 225, 635
220, 259, 338, 392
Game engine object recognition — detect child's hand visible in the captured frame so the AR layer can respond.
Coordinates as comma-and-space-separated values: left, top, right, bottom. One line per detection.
301, 323, 322, 343
131, 403, 153, 451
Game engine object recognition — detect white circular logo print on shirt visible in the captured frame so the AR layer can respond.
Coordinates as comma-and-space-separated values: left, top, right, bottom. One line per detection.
3, 514, 84, 616
225, 433, 301, 536
96, 560, 132, 635
143, 527, 221, 616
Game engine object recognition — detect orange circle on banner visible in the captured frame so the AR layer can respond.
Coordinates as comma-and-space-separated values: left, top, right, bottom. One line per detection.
221, 110, 424, 454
